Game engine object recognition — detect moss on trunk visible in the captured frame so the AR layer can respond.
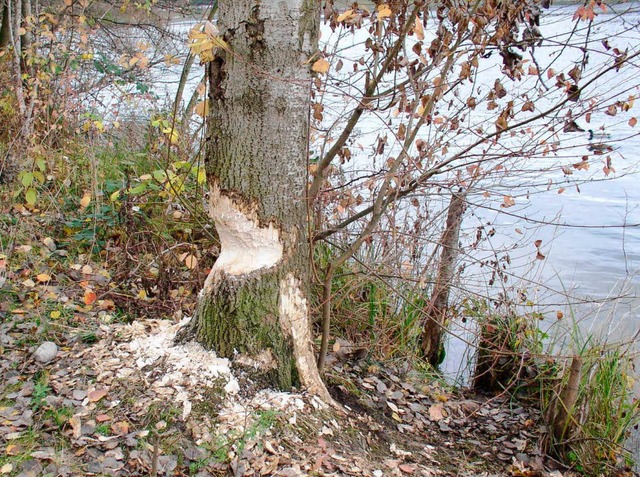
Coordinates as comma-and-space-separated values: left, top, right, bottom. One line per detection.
192, 269, 297, 390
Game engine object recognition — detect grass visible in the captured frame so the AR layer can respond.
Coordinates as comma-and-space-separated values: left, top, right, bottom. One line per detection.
548, 344, 640, 474
95, 423, 111, 436
467, 297, 640, 475
0, 427, 41, 471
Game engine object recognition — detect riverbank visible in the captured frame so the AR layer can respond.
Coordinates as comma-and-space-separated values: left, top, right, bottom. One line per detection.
0, 195, 634, 477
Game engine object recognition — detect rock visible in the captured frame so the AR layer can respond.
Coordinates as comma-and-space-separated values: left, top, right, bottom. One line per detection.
34, 342, 58, 364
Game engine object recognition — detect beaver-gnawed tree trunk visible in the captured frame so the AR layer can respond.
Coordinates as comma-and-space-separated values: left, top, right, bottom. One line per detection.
178, 0, 331, 402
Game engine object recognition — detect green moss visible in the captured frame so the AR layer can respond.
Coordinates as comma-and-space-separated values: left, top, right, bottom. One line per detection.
194, 271, 298, 390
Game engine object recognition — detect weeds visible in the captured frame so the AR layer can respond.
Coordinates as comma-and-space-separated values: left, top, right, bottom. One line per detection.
545, 344, 640, 475
465, 296, 640, 474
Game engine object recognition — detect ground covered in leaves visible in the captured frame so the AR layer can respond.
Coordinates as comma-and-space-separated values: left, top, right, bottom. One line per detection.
0, 310, 575, 477
0, 206, 579, 477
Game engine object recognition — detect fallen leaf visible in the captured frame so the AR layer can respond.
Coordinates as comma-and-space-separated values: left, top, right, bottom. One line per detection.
84, 290, 97, 305
36, 273, 51, 283
68, 416, 82, 438
5, 444, 22, 456
399, 464, 416, 474
79, 192, 91, 209
96, 413, 111, 422
111, 421, 129, 435
42, 237, 56, 251
0, 463, 13, 474
629, 117, 637, 127
87, 389, 108, 402
429, 403, 446, 421
183, 254, 198, 270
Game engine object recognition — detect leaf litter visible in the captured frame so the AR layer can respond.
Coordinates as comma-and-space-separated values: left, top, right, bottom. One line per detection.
0, 307, 581, 477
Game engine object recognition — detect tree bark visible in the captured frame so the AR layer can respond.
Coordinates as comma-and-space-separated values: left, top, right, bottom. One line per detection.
0, 0, 10, 49
421, 191, 466, 367
179, 0, 331, 403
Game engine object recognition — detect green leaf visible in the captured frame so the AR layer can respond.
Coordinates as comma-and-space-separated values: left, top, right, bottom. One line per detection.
36, 159, 47, 172
109, 190, 121, 202
25, 188, 37, 205
172, 161, 189, 170
33, 171, 45, 184
129, 183, 148, 195
21, 172, 34, 188
152, 170, 167, 182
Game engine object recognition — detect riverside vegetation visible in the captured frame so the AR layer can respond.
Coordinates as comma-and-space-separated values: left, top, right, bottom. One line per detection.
1, 0, 640, 475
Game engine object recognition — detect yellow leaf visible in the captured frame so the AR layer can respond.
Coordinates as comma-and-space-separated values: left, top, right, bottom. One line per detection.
50, 310, 61, 319
414, 16, 424, 41
137, 55, 149, 69
79, 192, 91, 209
5, 444, 21, 456
336, 9, 353, 23
36, 273, 51, 282
164, 54, 180, 65
184, 254, 198, 269
377, 4, 392, 20
195, 101, 210, 118
188, 22, 229, 63
312, 58, 330, 74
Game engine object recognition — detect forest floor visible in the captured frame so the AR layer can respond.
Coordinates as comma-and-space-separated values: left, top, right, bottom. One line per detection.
0, 198, 593, 477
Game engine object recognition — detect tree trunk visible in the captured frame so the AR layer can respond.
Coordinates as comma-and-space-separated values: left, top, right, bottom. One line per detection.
0, 0, 10, 49
179, 0, 331, 402
421, 191, 466, 367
